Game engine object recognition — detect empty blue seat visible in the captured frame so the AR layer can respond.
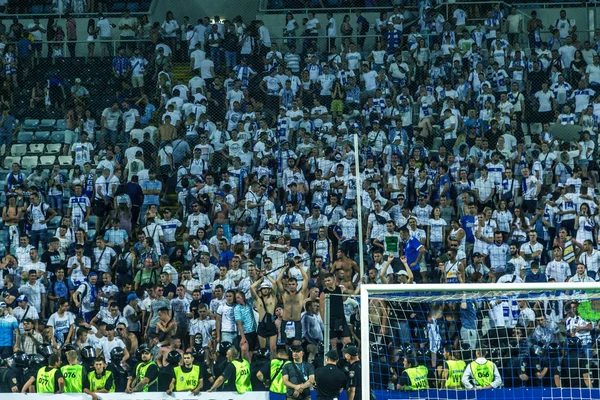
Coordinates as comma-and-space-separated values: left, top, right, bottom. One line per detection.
50, 131, 65, 143
34, 131, 51, 142
17, 131, 34, 143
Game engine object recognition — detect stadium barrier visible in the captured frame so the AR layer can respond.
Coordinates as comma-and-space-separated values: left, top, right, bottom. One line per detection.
3, 393, 268, 400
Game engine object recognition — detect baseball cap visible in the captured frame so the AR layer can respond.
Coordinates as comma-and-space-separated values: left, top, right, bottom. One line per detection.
17, 295, 28, 303
267, 218, 277, 225
396, 270, 409, 277
215, 191, 225, 197
473, 252, 483, 258
325, 350, 339, 361
106, 324, 116, 331
75, 78, 81, 83
127, 294, 138, 303
260, 281, 272, 289
290, 345, 303, 352
343, 345, 359, 357
0, 302, 6, 309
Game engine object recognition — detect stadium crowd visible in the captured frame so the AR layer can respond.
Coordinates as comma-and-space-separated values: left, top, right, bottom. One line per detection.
1, 0, 600, 396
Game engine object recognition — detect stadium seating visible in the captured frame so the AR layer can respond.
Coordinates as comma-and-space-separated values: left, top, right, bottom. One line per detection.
34, 131, 52, 142
20, 156, 39, 170
58, 155, 74, 167
11, 144, 27, 157
40, 155, 57, 166
2, 156, 20, 170
50, 131, 66, 143
29, 143, 46, 155
17, 131, 34, 143
45, 144, 62, 154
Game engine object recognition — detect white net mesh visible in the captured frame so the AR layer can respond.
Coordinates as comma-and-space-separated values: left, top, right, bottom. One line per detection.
360, 283, 600, 400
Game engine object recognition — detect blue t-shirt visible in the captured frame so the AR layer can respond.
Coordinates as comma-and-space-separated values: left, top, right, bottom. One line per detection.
404, 237, 422, 271
0, 314, 18, 346
460, 215, 476, 243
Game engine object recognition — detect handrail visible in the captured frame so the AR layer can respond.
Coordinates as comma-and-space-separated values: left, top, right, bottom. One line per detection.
0, 10, 150, 19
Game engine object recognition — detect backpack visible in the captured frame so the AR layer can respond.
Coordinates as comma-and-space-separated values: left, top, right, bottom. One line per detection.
28, 202, 48, 220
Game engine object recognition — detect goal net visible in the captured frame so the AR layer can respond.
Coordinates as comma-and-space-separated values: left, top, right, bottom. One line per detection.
359, 282, 600, 400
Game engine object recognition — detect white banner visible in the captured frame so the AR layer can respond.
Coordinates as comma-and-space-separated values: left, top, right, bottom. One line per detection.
4, 393, 269, 400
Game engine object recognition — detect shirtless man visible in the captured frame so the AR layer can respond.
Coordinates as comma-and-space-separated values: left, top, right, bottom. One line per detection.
157, 337, 184, 367
330, 248, 359, 288
2, 193, 22, 255
250, 274, 278, 357
276, 261, 309, 347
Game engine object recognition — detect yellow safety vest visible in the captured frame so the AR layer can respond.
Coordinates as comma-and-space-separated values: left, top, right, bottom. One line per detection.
36, 367, 58, 394
404, 365, 429, 390
135, 361, 158, 392
229, 359, 252, 394
173, 365, 201, 392
470, 360, 495, 387
444, 359, 466, 388
61, 364, 84, 393
269, 359, 289, 394
88, 370, 116, 392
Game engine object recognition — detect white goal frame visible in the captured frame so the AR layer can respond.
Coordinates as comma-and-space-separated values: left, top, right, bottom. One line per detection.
359, 282, 600, 400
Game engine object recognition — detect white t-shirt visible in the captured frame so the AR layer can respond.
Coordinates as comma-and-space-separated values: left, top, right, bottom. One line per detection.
98, 337, 127, 363
97, 18, 112, 37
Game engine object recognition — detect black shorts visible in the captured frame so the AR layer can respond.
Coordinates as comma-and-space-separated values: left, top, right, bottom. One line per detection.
329, 317, 351, 339
94, 198, 112, 216
257, 315, 278, 338
243, 332, 258, 351
281, 320, 302, 343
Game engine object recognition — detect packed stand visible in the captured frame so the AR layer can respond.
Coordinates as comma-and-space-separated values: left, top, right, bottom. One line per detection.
0, 1, 600, 396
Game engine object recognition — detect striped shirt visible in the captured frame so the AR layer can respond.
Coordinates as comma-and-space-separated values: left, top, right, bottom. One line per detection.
484, 243, 510, 273
234, 303, 256, 334
545, 260, 571, 282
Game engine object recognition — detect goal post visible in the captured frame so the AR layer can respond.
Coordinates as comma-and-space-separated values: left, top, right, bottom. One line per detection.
360, 282, 600, 400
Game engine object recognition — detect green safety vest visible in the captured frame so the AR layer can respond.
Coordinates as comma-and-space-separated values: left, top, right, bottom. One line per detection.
470, 360, 495, 387
173, 365, 201, 392
135, 361, 158, 392
444, 360, 466, 388
269, 359, 289, 394
228, 359, 252, 394
61, 364, 84, 393
88, 370, 116, 393
36, 367, 58, 394
404, 365, 429, 390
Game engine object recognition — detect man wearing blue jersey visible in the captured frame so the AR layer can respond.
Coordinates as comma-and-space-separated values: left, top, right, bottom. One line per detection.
0, 302, 19, 357
400, 227, 426, 283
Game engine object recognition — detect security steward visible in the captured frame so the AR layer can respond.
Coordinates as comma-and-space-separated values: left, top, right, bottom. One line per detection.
282, 345, 316, 400
315, 350, 347, 400
167, 351, 203, 395
461, 349, 502, 389
257, 347, 290, 394
399, 356, 429, 391
207, 347, 252, 394
83, 357, 115, 399
441, 346, 466, 389
21, 353, 64, 393
61, 350, 85, 393
343, 345, 362, 400
126, 345, 159, 392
